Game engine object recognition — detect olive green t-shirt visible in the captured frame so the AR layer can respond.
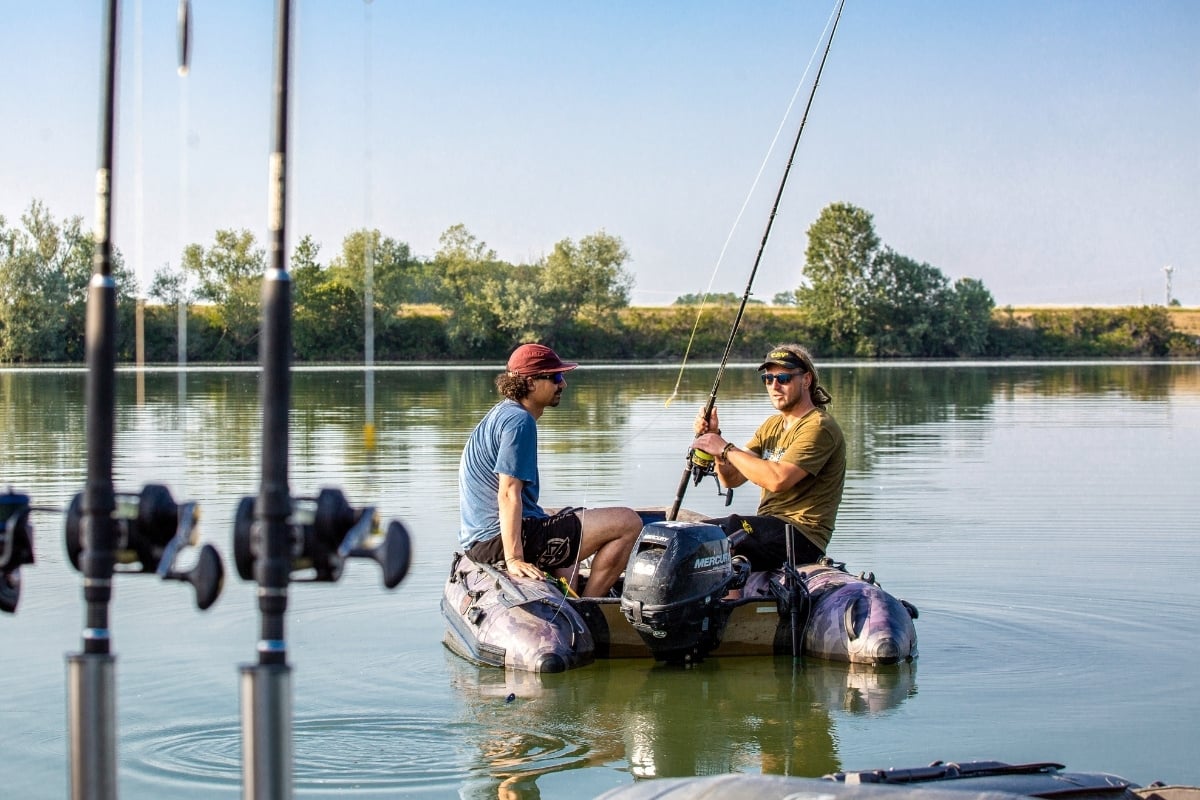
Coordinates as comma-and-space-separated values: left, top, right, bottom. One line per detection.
746, 407, 845, 551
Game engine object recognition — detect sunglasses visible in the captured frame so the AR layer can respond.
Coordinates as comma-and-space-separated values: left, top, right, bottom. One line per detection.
533, 372, 566, 385
760, 372, 800, 386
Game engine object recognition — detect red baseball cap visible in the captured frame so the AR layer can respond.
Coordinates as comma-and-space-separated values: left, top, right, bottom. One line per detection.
506, 343, 579, 376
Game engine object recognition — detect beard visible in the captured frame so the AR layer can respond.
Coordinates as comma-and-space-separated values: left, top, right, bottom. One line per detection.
548, 389, 564, 407
771, 392, 800, 413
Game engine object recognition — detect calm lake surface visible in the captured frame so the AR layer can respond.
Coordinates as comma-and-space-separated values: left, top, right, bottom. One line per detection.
1, 362, 1198, 798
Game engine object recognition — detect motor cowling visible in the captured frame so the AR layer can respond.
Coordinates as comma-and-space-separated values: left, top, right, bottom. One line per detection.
619, 521, 741, 664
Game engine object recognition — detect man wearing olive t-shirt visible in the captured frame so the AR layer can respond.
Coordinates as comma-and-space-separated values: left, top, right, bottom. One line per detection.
689, 344, 845, 570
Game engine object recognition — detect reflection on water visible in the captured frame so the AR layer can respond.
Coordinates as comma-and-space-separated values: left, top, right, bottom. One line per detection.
0, 361, 1197, 798
449, 655, 916, 799
3, 363, 1196, 499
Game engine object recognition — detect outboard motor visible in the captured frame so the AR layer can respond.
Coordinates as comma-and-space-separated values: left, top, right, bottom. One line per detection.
619, 521, 745, 664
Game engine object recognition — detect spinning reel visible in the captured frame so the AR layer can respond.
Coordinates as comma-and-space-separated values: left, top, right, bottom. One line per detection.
686, 449, 734, 506
65, 484, 225, 610
233, 487, 411, 588
1, 489, 35, 614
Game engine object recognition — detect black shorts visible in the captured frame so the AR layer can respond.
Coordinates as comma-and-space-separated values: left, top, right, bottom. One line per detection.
705, 514, 825, 571
466, 510, 583, 571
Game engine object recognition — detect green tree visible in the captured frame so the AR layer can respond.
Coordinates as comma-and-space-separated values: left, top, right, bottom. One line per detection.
432, 224, 508, 353
294, 281, 363, 360
481, 261, 543, 343
429, 226, 635, 352
859, 249, 953, 357
797, 202, 880, 350
291, 235, 323, 287
148, 262, 192, 306
539, 231, 633, 322
290, 234, 325, 311
327, 228, 419, 309
182, 229, 264, 357
947, 277, 994, 356
0, 200, 134, 362
673, 292, 764, 306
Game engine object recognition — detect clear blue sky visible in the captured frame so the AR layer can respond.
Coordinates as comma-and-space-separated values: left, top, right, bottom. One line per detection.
3, 1, 1197, 307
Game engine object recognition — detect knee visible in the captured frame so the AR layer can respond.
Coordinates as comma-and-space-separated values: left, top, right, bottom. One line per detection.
620, 507, 643, 538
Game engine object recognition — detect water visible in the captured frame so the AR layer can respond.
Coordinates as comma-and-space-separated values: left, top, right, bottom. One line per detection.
1, 362, 1198, 798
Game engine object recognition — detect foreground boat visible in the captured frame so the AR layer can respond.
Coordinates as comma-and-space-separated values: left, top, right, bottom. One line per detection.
442, 513, 918, 673
591, 760, 1200, 800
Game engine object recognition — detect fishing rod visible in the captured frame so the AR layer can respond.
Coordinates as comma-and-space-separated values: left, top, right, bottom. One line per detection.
177, 0, 191, 76
177, 0, 192, 372
236, 3, 411, 795
66, 3, 225, 798
238, 1, 299, 793
666, 0, 845, 522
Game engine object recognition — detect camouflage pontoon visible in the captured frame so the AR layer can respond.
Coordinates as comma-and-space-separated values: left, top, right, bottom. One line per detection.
441, 516, 918, 673
442, 553, 595, 673
594, 760, 1200, 800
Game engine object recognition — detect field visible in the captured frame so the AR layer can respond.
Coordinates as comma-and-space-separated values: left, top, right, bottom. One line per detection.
1001, 306, 1200, 336
1168, 307, 1200, 335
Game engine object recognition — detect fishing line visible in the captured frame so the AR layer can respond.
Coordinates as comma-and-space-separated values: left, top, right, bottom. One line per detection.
619, 0, 843, 450
134, 0, 147, 389
362, 0, 377, 452
546, 509, 584, 626
662, 0, 843, 411
667, 0, 845, 521
545, 559, 580, 627
176, 0, 192, 489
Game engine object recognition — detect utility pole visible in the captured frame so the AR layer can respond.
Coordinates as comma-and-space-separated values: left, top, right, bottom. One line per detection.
1163, 265, 1174, 306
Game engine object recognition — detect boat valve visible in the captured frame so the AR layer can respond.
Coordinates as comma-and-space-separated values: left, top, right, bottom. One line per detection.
233, 487, 411, 589
1, 489, 35, 614
65, 484, 225, 610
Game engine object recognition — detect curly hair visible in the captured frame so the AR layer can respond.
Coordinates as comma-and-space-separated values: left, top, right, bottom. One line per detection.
495, 371, 532, 401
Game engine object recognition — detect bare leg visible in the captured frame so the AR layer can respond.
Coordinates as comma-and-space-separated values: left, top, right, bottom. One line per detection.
574, 507, 642, 597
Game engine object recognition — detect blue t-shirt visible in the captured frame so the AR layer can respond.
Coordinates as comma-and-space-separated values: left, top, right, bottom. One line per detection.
458, 399, 547, 549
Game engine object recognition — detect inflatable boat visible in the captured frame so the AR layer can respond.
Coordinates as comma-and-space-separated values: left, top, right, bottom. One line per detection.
591, 759, 1200, 800
441, 513, 918, 673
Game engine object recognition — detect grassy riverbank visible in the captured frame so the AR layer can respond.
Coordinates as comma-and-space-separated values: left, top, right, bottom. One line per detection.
7, 303, 1198, 366
373, 303, 1200, 361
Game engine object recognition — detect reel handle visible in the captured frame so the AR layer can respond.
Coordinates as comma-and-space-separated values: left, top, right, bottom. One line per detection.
349, 519, 412, 589
165, 542, 225, 610
1, 490, 36, 613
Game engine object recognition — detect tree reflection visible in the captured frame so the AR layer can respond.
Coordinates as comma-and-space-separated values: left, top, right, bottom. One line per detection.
1, 362, 1192, 513
448, 656, 916, 799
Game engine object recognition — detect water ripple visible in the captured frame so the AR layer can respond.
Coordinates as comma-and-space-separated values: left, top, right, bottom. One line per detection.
124, 711, 476, 794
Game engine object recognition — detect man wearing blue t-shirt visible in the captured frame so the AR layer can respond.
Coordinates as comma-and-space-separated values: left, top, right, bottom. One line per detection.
458, 343, 643, 597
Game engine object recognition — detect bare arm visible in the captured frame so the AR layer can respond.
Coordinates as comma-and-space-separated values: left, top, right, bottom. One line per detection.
498, 473, 543, 579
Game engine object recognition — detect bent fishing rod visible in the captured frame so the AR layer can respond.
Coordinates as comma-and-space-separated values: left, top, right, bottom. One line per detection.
666, 0, 845, 521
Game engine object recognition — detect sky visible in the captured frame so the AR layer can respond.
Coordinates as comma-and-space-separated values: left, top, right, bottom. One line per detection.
2, 1, 1198, 308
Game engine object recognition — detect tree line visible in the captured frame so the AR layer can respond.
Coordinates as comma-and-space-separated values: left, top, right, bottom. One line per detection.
2, 199, 1194, 364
